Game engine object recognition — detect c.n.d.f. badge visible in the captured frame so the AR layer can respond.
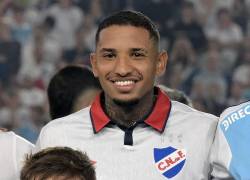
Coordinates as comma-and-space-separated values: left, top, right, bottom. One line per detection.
154, 146, 186, 179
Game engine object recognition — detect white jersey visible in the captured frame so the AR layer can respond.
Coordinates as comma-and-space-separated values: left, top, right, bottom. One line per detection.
0, 131, 34, 180
36, 88, 224, 179
210, 101, 250, 180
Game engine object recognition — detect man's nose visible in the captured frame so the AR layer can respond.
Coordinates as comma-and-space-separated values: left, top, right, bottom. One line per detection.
113, 56, 133, 76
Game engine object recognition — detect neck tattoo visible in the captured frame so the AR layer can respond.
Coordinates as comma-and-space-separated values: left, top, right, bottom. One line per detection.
103, 90, 156, 128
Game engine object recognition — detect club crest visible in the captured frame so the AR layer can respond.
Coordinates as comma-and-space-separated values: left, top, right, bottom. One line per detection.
154, 146, 186, 179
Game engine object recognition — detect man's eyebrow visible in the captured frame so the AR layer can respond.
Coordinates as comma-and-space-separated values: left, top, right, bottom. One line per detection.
131, 48, 148, 53
99, 48, 116, 53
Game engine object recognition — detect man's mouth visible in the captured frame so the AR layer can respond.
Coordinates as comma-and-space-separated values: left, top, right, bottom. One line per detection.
110, 79, 138, 92
114, 80, 135, 86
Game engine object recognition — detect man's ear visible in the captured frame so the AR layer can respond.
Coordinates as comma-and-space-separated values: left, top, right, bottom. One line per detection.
156, 50, 168, 76
90, 53, 98, 77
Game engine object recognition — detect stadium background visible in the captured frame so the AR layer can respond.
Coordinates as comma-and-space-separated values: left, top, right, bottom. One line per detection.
0, 0, 249, 143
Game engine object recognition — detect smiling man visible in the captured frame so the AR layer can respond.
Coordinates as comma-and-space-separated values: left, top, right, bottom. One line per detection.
90, 18, 167, 128
35, 11, 232, 179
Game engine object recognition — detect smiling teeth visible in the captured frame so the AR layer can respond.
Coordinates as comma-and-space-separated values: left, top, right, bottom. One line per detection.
115, 80, 134, 86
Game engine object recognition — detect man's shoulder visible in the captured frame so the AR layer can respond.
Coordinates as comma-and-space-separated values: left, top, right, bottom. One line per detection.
0, 131, 15, 144
218, 101, 250, 132
41, 107, 91, 134
36, 107, 91, 150
171, 100, 218, 123
220, 101, 250, 118
0, 131, 34, 149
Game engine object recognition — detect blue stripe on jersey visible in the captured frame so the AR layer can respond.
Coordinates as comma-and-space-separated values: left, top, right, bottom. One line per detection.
220, 103, 250, 180
154, 147, 176, 162
163, 160, 186, 178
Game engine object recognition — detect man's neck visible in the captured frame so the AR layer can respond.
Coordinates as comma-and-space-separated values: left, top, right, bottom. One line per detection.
103, 89, 156, 128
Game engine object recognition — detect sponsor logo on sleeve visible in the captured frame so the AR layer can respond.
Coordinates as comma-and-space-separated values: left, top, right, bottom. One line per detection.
221, 104, 250, 131
154, 146, 186, 179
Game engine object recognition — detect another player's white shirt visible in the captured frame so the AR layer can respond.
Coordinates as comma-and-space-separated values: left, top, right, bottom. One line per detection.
35, 88, 230, 179
211, 101, 250, 180
0, 131, 34, 180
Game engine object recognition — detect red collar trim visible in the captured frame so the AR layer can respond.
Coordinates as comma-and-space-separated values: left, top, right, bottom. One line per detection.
144, 88, 171, 132
90, 87, 171, 133
90, 94, 110, 133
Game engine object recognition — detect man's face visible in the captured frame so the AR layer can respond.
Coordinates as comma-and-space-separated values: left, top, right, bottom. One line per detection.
91, 25, 167, 103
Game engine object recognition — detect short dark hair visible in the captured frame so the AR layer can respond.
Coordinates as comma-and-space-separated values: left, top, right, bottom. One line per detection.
20, 147, 96, 180
95, 10, 160, 48
47, 65, 101, 119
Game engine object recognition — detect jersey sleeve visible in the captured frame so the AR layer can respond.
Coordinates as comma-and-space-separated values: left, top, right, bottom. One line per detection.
15, 133, 34, 177
210, 101, 250, 180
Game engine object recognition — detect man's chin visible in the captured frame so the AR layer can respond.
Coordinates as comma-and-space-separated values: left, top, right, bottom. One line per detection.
112, 98, 140, 107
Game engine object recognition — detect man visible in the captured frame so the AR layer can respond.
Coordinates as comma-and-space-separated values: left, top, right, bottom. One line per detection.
36, 11, 230, 179
21, 147, 96, 180
210, 101, 250, 179
0, 129, 34, 179
47, 65, 101, 119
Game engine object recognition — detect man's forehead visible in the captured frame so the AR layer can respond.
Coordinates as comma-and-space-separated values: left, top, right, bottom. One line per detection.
99, 25, 150, 40
99, 48, 148, 53
96, 25, 153, 50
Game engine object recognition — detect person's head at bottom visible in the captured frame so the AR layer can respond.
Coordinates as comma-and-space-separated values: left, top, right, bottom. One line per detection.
20, 147, 96, 180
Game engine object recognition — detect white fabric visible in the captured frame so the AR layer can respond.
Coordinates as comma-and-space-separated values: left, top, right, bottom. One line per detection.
0, 131, 34, 180
35, 101, 222, 179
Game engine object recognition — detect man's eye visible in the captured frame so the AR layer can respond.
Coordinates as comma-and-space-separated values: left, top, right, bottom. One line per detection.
132, 52, 145, 57
103, 53, 116, 58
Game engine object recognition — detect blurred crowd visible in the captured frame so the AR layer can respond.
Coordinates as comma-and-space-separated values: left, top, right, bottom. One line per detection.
0, 0, 249, 143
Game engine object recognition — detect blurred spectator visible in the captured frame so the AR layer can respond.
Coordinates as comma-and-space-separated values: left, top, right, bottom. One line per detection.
232, 48, 250, 96
102, 0, 127, 16
205, 79, 227, 116
46, 0, 84, 50
206, 8, 243, 72
81, 15, 97, 52
62, 15, 96, 65
74, 0, 91, 14
170, 35, 196, 68
194, 49, 227, 101
190, 77, 207, 102
18, 25, 61, 85
0, 20, 21, 86
9, 5, 32, 45
171, 1, 207, 52
62, 28, 90, 65
13, 76, 47, 143
192, 0, 235, 28
227, 81, 245, 106
191, 0, 217, 27
230, 0, 249, 34
90, 0, 103, 21
160, 35, 197, 92
133, 0, 182, 28
189, 48, 228, 115
0, 0, 12, 16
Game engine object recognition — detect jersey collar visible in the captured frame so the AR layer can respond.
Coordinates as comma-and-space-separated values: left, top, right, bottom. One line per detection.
90, 87, 171, 133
